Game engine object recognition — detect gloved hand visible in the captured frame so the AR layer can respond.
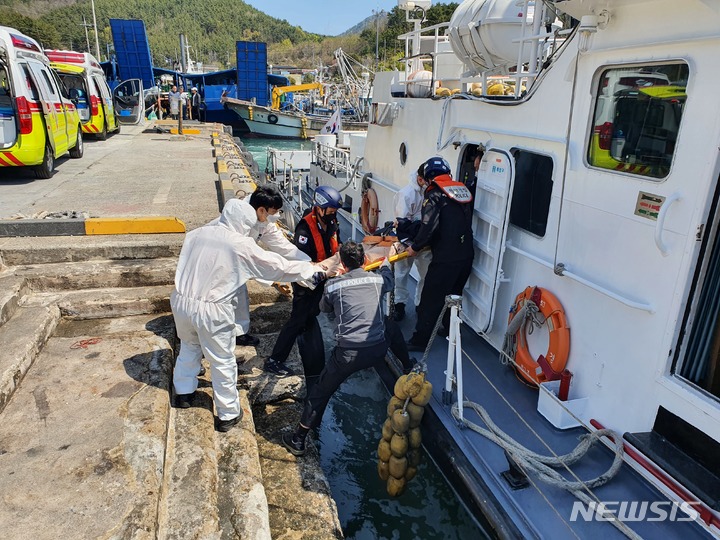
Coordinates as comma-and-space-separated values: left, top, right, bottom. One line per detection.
311, 271, 327, 287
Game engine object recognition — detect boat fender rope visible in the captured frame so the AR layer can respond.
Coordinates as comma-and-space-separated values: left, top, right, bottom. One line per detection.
452, 402, 639, 539
422, 294, 638, 539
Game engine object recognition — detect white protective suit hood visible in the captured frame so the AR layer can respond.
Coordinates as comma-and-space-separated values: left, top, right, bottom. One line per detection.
408, 170, 424, 193
394, 170, 426, 221
217, 198, 257, 236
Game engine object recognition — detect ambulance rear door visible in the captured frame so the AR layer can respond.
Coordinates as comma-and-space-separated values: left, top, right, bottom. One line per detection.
0, 50, 17, 149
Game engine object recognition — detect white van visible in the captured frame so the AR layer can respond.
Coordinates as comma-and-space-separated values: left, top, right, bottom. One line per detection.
46, 50, 120, 140
0, 27, 83, 178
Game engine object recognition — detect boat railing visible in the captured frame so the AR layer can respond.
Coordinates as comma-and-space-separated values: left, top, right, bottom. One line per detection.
312, 140, 357, 187
397, 2, 570, 99
398, 21, 451, 73
267, 150, 308, 215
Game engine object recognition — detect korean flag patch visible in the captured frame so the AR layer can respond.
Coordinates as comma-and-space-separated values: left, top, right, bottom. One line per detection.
298, 235, 308, 245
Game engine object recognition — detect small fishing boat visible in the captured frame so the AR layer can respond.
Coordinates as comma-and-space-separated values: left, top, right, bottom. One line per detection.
221, 94, 367, 139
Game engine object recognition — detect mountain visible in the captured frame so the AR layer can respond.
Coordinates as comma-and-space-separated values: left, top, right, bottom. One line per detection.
340, 11, 388, 38
0, 1, 460, 70
0, 0, 323, 69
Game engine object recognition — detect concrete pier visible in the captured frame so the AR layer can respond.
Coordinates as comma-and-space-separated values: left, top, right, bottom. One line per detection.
0, 123, 343, 539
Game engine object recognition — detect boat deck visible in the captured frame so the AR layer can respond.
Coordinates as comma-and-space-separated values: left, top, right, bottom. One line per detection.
394, 306, 709, 539
278, 185, 712, 538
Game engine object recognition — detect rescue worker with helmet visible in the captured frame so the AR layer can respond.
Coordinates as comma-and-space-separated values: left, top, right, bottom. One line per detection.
171, 199, 325, 432
265, 185, 343, 381
406, 157, 474, 351
282, 241, 394, 456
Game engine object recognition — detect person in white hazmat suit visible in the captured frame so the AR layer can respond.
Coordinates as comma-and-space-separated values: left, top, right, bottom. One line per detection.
392, 163, 433, 321
231, 187, 311, 347
171, 198, 323, 432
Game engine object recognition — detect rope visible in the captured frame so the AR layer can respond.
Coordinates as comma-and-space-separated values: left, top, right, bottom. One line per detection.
423, 297, 641, 539
454, 402, 639, 539
500, 295, 542, 365
70, 337, 102, 349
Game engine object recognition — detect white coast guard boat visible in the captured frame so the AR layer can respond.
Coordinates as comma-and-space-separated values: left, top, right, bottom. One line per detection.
269, 0, 720, 537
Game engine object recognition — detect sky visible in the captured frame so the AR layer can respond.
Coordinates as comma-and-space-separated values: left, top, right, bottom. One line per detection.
243, 1, 400, 36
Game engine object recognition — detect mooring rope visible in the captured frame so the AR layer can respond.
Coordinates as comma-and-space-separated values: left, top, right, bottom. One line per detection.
421, 297, 641, 539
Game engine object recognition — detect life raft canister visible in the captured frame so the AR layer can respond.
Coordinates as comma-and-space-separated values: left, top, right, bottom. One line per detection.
509, 286, 570, 385
361, 187, 379, 233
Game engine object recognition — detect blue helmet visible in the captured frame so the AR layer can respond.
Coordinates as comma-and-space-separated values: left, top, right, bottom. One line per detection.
423, 156, 451, 180
313, 185, 343, 209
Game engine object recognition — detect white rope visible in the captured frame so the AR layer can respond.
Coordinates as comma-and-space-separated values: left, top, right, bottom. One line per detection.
453, 402, 640, 539
420, 297, 642, 539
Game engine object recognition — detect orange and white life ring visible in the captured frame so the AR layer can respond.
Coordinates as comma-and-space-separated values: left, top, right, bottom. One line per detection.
508, 286, 570, 385
361, 187, 379, 233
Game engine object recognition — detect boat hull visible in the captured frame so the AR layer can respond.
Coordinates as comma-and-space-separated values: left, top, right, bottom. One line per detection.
222, 96, 365, 139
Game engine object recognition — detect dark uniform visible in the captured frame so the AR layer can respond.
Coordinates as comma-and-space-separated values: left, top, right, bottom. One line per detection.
268, 208, 340, 380
299, 264, 392, 429
408, 174, 474, 347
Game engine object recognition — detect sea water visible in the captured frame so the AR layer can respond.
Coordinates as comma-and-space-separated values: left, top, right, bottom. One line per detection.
239, 135, 488, 540
239, 137, 312, 173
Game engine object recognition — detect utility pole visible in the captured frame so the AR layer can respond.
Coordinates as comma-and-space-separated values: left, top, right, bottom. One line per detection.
91, 0, 101, 60
81, 16, 91, 53
373, 9, 380, 67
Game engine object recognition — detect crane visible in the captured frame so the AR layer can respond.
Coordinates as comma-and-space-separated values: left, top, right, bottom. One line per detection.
271, 82, 324, 111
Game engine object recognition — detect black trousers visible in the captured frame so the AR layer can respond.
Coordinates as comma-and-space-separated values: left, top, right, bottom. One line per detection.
411, 257, 473, 346
300, 341, 388, 429
270, 284, 325, 378
385, 317, 413, 370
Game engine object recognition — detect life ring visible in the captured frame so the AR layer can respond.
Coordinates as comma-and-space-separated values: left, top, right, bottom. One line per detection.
508, 286, 570, 385
360, 187, 379, 233
268, 113, 279, 124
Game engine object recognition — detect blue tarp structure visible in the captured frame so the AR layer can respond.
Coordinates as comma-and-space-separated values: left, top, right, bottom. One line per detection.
236, 41, 268, 106
109, 19, 154, 89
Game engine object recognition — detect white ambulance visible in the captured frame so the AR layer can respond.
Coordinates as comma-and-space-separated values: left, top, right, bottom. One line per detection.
0, 27, 83, 178
46, 50, 120, 140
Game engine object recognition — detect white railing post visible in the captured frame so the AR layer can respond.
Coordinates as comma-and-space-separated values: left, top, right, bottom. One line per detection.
453, 299, 464, 423
442, 296, 464, 421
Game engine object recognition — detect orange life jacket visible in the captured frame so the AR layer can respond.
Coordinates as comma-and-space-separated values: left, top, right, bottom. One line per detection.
302, 211, 339, 261
429, 174, 473, 204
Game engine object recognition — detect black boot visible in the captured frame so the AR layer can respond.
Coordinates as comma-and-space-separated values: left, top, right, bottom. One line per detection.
393, 303, 406, 322
282, 432, 307, 456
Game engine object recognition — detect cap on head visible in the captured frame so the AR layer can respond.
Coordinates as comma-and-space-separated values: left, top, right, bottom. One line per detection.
423, 156, 451, 181
191, 87, 197, 91
313, 185, 343, 209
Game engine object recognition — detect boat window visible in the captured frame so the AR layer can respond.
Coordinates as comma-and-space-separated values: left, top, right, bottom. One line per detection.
509, 149, 553, 237
399, 142, 407, 165
587, 63, 689, 179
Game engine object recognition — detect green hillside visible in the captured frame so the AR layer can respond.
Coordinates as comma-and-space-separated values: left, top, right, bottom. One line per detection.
0, 0, 459, 70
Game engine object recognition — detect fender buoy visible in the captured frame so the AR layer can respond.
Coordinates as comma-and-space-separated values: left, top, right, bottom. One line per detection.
378, 372, 430, 496
360, 187, 379, 233
268, 113, 278, 124
508, 286, 570, 385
